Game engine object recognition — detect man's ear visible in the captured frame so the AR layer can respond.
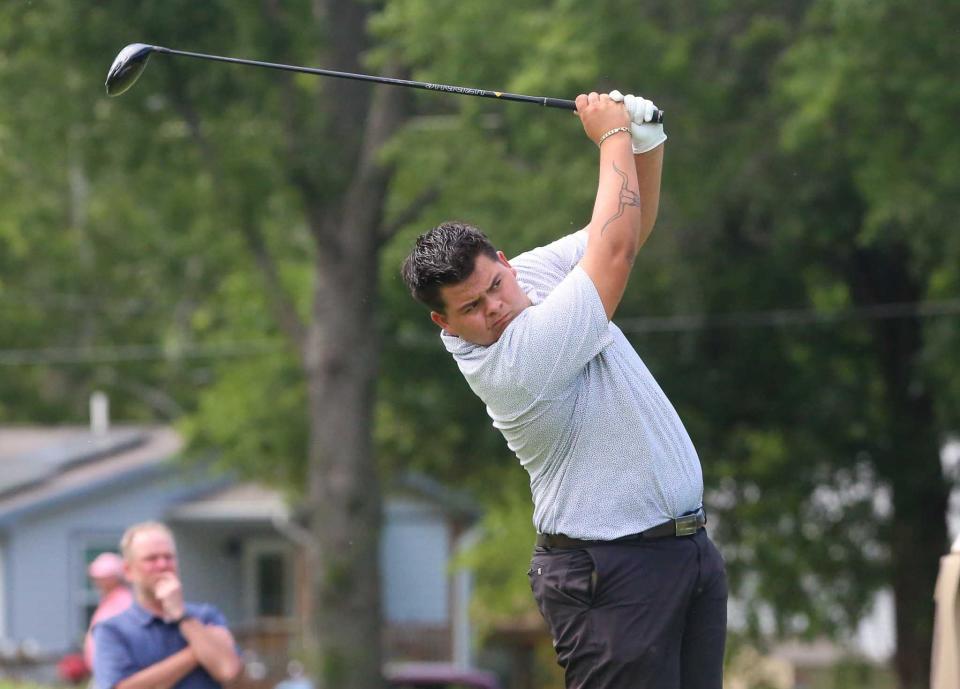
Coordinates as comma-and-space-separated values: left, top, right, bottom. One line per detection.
496, 251, 516, 275
430, 311, 454, 334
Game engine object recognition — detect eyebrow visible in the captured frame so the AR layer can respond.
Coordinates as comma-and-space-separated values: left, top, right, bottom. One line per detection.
456, 275, 501, 313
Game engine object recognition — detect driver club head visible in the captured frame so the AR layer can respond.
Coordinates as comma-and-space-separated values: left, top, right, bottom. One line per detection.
105, 43, 155, 96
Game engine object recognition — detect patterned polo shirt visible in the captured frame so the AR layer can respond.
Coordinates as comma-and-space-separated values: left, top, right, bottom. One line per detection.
442, 230, 703, 539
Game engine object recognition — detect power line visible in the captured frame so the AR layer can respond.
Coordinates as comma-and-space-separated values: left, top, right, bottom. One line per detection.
0, 291, 263, 316
0, 292, 153, 311
617, 298, 960, 333
0, 340, 284, 366
1, 299, 958, 366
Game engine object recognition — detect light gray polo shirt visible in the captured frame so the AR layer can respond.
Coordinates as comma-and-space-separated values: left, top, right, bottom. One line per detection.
442, 230, 703, 539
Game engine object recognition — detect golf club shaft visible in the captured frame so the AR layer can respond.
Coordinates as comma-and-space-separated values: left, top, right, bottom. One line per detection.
152, 46, 664, 121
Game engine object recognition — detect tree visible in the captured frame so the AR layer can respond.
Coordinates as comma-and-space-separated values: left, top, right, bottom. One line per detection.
374, 4, 960, 689
129, 3, 412, 685
768, 1, 960, 684
4, 3, 957, 687
2, 1, 420, 686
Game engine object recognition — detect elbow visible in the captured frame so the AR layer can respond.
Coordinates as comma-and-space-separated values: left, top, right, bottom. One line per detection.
610, 218, 643, 263
213, 657, 243, 684
609, 245, 638, 273
644, 207, 659, 236
637, 215, 658, 250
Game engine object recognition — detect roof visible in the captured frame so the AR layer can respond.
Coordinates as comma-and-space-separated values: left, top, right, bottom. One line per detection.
0, 426, 148, 496
0, 425, 483, 529
168, 474, 483, 528
167, 482, 289, 524
0, 425, 183, 527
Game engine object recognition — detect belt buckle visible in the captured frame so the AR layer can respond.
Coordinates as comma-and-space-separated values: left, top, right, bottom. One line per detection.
674, 513, 699, 536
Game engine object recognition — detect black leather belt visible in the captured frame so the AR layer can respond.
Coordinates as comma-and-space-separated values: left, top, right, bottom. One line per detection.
536, 507, 706, 549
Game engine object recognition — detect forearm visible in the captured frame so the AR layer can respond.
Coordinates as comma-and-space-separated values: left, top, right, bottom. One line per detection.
115, 647, 196, 689
633, 143, 664, 250
179, 620, 242, 684
576, 91, 647, 318
588, 132, 643, 257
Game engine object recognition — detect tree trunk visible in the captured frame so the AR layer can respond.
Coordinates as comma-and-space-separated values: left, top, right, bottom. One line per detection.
890, 469, 947, 689
172, 2, 412, 683
849, 245, 949, 689
297, 3, 409, 680
304, 243, 384, 689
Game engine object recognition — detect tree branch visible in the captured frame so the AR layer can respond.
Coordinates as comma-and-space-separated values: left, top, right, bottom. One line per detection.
378, 186, 441, 243
166, 71, 307, 349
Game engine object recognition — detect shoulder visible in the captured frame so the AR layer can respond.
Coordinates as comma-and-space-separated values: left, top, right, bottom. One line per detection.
511, 230, 588, 270
185, 601, 228, 626
99, 604, 139, 629
93, 605, 140, 646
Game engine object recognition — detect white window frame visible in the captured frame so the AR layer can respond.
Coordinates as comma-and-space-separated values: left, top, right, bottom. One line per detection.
72, 533, 125, 640
242, 538, 294, 622
0, 543, 6, 639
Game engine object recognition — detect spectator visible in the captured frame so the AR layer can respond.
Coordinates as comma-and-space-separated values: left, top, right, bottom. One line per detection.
92, 522, 242, 689
84, 552, 133, 671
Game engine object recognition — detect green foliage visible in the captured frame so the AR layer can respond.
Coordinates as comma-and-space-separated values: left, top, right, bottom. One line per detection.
2, 1, 958, 681
0, 0, 317, 477
374, 2, 960, 678
452, 472, 539, 633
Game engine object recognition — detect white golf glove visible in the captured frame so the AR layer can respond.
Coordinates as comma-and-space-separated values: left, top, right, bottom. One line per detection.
609, 89, 667, 154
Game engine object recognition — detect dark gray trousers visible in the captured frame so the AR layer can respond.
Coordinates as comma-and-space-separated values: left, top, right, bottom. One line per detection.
528, 529, 727, 689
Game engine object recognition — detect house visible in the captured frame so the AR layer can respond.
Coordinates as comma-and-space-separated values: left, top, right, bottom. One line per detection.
0, 422, 480, 681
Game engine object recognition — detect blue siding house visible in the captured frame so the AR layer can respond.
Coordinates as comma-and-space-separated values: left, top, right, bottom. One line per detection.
0, 425, 479, 676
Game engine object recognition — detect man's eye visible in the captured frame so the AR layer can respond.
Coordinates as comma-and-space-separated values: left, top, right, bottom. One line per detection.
464, 305, 475, 313
493, 279, 501, 289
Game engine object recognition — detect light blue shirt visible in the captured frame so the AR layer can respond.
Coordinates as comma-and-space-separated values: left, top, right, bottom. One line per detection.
443, 230, 703, 539
93, 602, 228, 689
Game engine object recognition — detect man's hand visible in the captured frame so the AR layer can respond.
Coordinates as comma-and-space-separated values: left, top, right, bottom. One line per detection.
609, 90, 667, 154
154, 573, 185, 622
575, 92, 632, 146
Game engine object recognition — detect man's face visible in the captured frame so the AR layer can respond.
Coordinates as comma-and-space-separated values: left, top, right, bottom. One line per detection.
124, 528, 178, 598
431, 251, 531, 346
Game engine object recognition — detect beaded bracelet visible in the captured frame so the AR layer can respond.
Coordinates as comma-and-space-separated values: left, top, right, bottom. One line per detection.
598, 126, 630, 146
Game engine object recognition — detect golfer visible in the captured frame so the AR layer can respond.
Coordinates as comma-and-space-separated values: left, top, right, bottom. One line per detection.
401, 91, 727, 688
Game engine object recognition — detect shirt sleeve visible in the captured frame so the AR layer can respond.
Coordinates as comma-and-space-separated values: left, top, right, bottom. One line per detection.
505, 265, 612, 398
92, 621, 137, 689
510, 229, 588, 296
192, 603, 228, 627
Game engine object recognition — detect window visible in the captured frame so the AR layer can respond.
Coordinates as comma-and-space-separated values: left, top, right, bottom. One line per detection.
243, 540, 293, 620
74, 535, 123, 638
255, 551, 286, 616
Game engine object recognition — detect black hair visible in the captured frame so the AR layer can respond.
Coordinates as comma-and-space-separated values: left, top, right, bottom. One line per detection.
400, 221, 498, 313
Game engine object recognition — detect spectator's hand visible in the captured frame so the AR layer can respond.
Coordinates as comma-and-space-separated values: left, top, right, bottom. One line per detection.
609, 90, 667, 153
575, 92, 631, 146
154, 573, 185, 622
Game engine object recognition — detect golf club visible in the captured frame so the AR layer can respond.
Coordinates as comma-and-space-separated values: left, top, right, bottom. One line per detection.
105, 43, 664, 123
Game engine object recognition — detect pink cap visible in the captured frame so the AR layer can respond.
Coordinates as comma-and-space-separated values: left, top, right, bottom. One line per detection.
88, 552, 124, 579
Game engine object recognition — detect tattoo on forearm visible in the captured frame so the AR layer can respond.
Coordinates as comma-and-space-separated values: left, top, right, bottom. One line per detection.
600, 162, 642, 236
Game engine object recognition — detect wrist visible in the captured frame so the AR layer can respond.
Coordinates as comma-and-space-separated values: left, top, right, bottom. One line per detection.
597, 126, 630, 147
630, 123, 667, 154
